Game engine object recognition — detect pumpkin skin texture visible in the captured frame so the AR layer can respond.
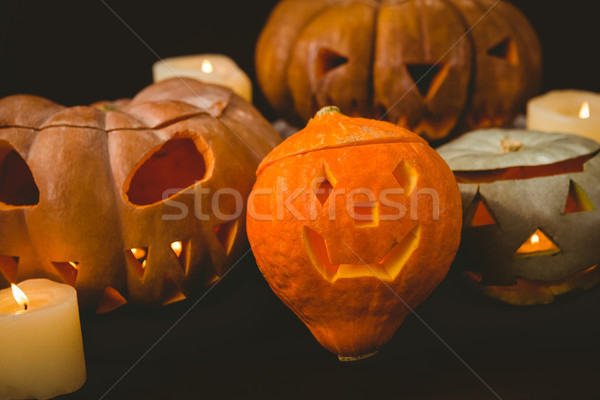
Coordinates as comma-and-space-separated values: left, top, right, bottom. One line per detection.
0, 78, 281, 312
437, 130, 600, 305
247, 107, 462, 358
256, 0, 542, 142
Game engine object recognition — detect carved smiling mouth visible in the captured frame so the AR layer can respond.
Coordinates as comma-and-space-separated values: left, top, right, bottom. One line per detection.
464, 264, 600, 306
303, 225, 421, 282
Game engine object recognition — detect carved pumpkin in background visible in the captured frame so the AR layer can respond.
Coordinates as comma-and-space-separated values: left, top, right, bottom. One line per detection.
247, 107, 462, 359
256, 0, 542, 141
0, 78, 281, 312
437, 130, 600, 305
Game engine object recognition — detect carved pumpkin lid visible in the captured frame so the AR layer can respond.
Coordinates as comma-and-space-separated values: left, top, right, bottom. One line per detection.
437, 129, 600, 171
0, 78, 234, 131
257, 106, 426, 175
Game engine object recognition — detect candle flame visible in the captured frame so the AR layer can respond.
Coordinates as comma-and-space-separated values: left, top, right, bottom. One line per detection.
171, 241, 183, 257
531, 234, 540, 245
69, 261, 79, 270
11, 283, 29, 310
579, 102, 590, 119
131, 248, 146, 260
201, 59, 214, 74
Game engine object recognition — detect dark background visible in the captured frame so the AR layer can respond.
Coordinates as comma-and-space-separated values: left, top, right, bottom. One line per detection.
0, 1, 599, 117
1, 1, 599, 399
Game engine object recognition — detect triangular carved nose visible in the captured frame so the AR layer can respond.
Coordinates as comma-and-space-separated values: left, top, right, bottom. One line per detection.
406, 63, 448, 99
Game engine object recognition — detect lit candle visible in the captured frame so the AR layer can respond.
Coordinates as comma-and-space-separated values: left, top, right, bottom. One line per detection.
527, 90, 600, 143
0, 279, 86, 400
153, 54, 252, 102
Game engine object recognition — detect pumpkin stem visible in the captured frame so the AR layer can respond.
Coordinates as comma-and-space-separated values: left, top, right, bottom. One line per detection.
316, 106, 342, 117
500, 137, 523, 153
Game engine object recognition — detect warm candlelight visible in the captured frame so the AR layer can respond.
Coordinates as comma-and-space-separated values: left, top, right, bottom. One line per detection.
11, 283, 28, 310
171, 241, 183, 257
153, 54, 252, 102
527, 90, 600, 143
579, 101, 590, 119
514, 229, 560, 258
201, 59, 214, 74
0, 279, 86, 400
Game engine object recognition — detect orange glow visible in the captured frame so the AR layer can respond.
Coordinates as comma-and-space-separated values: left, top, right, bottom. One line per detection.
131, 248, 146, 260
514, 229, 560, 258
11, 283, 29, 310
201, 59, 214, 74
579, 102, 590, 119
171, 241, 183, 257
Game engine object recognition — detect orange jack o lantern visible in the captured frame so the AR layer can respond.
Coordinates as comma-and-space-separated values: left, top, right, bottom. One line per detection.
256, 0, 541, 141
0, 78, 281, 312
247, 107, 462, 359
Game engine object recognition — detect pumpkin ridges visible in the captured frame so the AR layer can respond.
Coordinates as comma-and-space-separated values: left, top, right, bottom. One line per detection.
287, 1, 378, 121
440, 131, 600, 304
257, 0, 540, 141
376, 0, 472, 139
448, 0, 541, 129
256, 0, 336, 119
489, 0, 542, 102
0, 95, 65, 129
248, 110, 461, 357
0, 78, 281, 310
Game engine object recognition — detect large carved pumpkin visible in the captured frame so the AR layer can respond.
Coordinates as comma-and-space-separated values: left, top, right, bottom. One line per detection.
256, 0, 542, 141
437, 129, 600, 305
247, 107, 462, 359
0, 78, 281, 312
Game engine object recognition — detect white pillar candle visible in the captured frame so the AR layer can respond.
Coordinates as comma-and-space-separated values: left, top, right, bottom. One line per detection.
527, 90, 600, 143
153, 54, 252, 102
0, 279, 86, 400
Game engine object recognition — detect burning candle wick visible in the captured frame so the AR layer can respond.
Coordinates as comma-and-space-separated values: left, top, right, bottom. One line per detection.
201, 59, 214, 74
579, 102, 590, 119
11, 283, 30, 311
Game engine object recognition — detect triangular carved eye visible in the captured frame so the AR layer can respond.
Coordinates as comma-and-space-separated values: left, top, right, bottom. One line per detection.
468, 192, 498, 227
564, 180, 595, 214
214, 220, 239, 256
170, 240, 190, 274
312, 165, 338, 205
162, 274, 186, 306
393, 160, 418, 196
0, 146, 39, 206
487, 37, 518, 65
51, 261, 79, 286
127, 247, 148, 278
315, 48, 349, 80
406, 63, 448, 99
126, 138, 208, 206
96, 287, 128, 314
514, 229, 560, 258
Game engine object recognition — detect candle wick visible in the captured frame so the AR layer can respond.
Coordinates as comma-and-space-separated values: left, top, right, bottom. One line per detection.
24, 304, 28, 311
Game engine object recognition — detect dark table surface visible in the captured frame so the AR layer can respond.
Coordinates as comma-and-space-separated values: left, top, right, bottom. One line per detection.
60, 253, 600, 400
